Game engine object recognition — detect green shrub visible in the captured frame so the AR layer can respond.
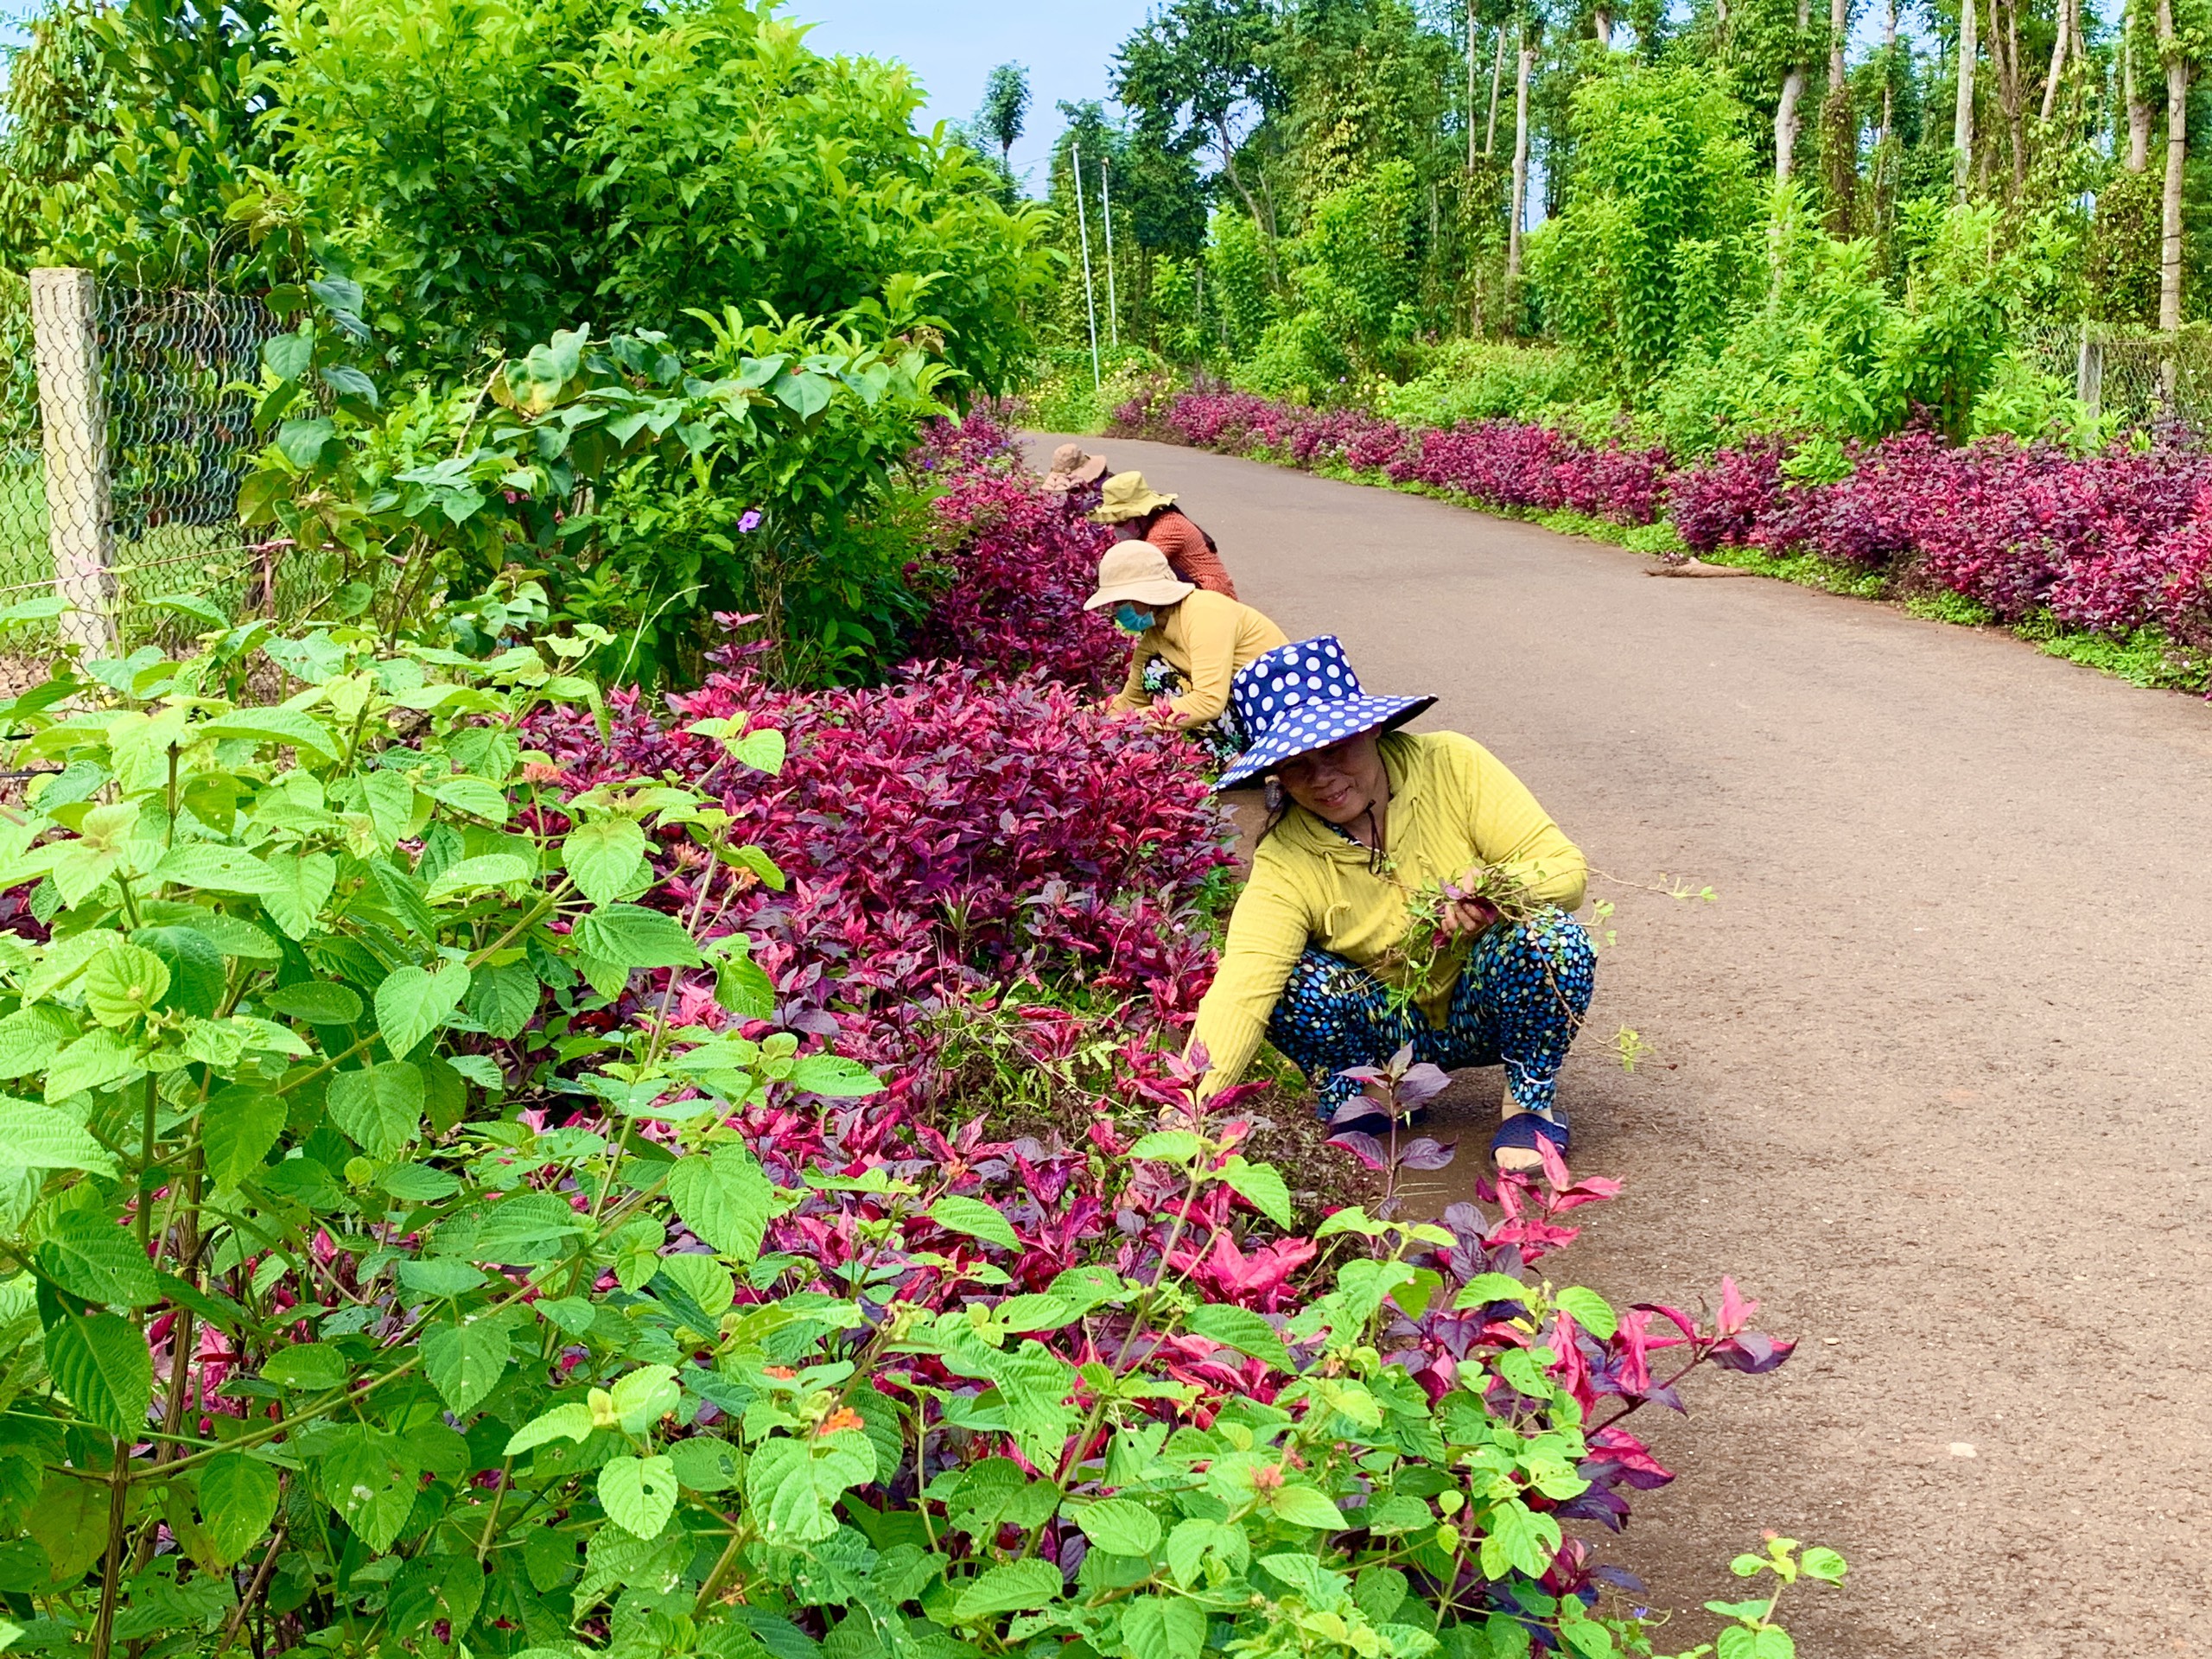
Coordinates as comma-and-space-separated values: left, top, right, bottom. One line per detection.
1374, 340, 1589, 429
238, 286, 952, 686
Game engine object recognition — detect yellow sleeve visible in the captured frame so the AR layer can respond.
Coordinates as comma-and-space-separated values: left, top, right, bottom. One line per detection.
1165, 596, 1237, 728
1456, 737, 1587, 909
1188, 852, 1313, 1096
1107, 638, 1151, 715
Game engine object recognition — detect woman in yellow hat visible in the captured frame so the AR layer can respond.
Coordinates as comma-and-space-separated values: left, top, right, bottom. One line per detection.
1091, 471, 1238, 599
1084, 542, 1287, 763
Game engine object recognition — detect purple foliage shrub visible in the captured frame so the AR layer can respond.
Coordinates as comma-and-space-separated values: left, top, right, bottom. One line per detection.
1123, 391, 1673, 526
906, 412, 1125, 690
529, 658, 1233, 1083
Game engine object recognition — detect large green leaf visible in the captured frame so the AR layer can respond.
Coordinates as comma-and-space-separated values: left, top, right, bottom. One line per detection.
575, 904, 702, 969
747, 1429, 876, 1545
948, 1557, 1063, 1623
666, 1142, 773, 1261
597, 1453, 677, 1538
149, 844, 284, 895
260, 982, 362, 1025
38, 1211, 160, 1307
421, 1318, 511, 1415
45, 1310, 152, 1435
928, 1195, 1019, 1253
1068, 1497, 1161, 1558
201, 1086, 285, 1190
374, 960, 469, 1057
465, 960, 540, 1039
46, 1028, 146, 1103
1119, 1596, 1208, 1659
327, 1061, 425, 1157
1184, 1304, 1292, 1373
782, 1054, 883, 1099
197, 709, 338, 760
130, 925, 226, 1018
196, 1453, 280, 1568
260, 853, 336, 939
0, 1099, 117, 1174
563, 819, 649, 905
1478, 1497, 1562, 1580
77, 947, 171, 1034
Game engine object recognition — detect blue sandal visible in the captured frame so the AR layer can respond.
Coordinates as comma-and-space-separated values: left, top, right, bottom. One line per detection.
1490, 1110, 1569, 1167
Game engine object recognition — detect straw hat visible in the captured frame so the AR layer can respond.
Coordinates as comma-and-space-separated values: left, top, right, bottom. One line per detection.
1214, 636, 1436, 791
1090, 470, 1176, 524
1082, 543, 1197, 611
1043, 443, 1109, 491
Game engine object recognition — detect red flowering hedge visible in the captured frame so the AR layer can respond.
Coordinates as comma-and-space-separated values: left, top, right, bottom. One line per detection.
1118, 390, 2212, 647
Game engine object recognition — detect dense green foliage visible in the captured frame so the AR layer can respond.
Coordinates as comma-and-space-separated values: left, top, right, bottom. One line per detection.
1040, 0, 2212, 451
4, 0, 1052, 391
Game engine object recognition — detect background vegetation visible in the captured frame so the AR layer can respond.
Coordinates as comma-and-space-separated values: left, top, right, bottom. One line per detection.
1027, 0, 2212, 456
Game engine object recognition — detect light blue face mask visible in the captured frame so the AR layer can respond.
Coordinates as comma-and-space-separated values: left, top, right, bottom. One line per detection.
1113, 603, 1154, 634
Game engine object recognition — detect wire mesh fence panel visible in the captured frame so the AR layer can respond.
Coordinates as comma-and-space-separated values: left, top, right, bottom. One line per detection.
2018, 321, 2212, 438
0, 273, 283, 667
98, 283, 280, 648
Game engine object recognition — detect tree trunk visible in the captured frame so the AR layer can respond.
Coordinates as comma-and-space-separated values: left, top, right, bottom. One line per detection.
1485, 25, 1507, 156
1953, 0, 1977, 198
1997, 0, 2025, 192
1878, 0, 1897, 147
1774, 0, 1812, 186
1822, 0, 1854, 232
1467, 1, 1479, 170
2158, 0, 2188, 334
1508, 35, 1533, 292
2125, 0, 2152, 170
1216, 118, 1277, 281
2037, 0, 2069, 121
1593, 5, 1612, 47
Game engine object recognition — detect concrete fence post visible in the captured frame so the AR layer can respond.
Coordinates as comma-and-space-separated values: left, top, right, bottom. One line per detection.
29, 267, 116, 655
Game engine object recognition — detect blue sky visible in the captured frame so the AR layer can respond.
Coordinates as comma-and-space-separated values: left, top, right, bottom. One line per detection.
791, 0, 1159, 191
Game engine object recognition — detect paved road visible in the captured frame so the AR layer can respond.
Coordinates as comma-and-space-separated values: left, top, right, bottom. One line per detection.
1033, 434, 2212, 1657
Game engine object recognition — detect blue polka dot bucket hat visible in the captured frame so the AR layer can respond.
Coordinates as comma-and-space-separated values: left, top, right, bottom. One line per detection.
1214, 635, 1436, 791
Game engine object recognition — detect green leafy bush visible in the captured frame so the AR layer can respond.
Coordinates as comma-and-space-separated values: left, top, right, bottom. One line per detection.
1374, 340, 1589, 430
238, 288, 953, 684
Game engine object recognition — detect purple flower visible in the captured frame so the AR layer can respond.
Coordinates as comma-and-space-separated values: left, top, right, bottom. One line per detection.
738, 509, 763, 533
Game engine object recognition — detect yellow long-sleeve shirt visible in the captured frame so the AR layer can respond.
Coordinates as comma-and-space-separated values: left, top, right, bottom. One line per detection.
1191, 729, 1586, 1095
1108, 591, 1288, 728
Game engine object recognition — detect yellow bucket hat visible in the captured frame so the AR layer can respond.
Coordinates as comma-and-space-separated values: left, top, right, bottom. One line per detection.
1090, 470, 1176, 524
1083, 543, 1197, 610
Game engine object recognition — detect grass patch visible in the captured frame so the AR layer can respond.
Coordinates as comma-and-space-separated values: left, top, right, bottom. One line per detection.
1903, 590, 1997, 626
2015, 620, 2209, 690
1694, 544, 1889, 598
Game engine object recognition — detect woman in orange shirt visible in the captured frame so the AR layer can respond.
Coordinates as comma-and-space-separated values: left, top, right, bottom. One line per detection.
1090, 472, 1238, 599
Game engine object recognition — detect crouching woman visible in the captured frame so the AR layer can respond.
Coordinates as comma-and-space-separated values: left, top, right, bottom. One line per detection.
1085, 543, 1288, 764
1187, 636, 1596, 1173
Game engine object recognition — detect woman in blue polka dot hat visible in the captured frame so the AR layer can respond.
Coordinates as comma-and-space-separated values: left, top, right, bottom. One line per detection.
1188, 636, 1596, 1173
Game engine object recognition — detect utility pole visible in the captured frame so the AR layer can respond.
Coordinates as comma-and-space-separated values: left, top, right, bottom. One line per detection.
1102, 154, 1120, 349
1071, 144, 1101, 394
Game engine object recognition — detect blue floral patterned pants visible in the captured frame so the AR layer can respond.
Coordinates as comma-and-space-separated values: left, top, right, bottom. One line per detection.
1265, 909, 1598, 1116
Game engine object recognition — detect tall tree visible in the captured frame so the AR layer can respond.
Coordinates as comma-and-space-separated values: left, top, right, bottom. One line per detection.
1508, 18, 1535, 290
1113, 0, 1285, 264
2156, 0, 2187, 331
1774, 0, 1811, 185
1820, 0, 1853, 230
1953, 0, 1977, 197
976, 61, 1031, 168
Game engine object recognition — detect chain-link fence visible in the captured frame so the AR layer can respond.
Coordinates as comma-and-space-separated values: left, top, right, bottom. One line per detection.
1, 269, 280, 664
2018, 319, 2212, 437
